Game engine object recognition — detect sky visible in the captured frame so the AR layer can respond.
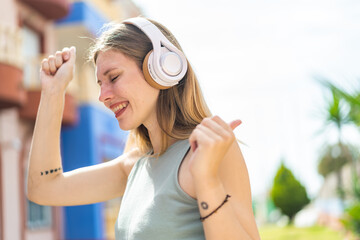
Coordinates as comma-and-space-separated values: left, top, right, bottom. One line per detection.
131, 0, 360, 198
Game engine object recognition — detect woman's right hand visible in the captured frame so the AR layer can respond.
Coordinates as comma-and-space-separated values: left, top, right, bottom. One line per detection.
40, 46, 76, 94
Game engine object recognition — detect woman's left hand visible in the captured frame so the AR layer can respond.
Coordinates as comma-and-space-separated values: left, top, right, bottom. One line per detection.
188, 116, 242, 182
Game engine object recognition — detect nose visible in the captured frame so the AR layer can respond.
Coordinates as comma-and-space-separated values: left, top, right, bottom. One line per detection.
98, 84, 114, 103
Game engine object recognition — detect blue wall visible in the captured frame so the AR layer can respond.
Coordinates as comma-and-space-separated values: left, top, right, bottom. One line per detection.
56, 1, 108, 36
61, 104, 128, 239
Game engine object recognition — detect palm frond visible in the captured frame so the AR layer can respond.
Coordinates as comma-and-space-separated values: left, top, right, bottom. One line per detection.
315, 76, 359, 127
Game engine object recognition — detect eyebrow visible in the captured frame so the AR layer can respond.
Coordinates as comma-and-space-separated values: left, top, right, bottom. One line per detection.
97, 67, 118, 85
103, 67, 118, 76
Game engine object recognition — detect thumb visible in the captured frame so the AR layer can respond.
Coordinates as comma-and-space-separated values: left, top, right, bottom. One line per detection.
229, 119, 242, 130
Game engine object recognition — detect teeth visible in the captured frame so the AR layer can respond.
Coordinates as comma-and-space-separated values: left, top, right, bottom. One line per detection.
112, 103, 128, 112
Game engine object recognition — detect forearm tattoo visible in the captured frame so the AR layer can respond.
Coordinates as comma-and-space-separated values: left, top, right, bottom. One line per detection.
199, 195, 231, 222
40, 167, 62, 176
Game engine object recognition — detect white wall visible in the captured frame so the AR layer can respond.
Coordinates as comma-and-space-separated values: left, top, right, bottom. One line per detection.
0, 109, 22, 240
0, 0, 17, 26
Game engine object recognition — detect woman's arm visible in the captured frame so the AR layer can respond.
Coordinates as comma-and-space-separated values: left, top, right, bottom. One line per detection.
189, 116, 260, 240
27, 47, 137, 206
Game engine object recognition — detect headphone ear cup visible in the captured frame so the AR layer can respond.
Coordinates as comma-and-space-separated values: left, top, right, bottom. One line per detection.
142, 51, 170, 90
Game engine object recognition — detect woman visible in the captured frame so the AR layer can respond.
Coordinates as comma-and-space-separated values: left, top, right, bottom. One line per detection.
27, 17, 260, 240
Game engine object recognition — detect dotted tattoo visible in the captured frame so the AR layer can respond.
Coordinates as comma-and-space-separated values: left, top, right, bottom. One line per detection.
201, 202, 209, 210
40, 167, 62, 176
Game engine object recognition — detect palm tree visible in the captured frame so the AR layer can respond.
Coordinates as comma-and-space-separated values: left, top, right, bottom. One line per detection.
319, 78, 360, 238
316, 78, 352, 202
325, 80, 360, 201
318, 78, 360, 201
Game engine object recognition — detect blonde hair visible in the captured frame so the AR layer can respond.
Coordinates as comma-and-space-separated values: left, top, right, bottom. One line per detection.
89, 18, 211, 155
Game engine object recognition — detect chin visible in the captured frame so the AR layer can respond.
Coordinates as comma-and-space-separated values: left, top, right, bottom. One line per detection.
117, 120, 140, 131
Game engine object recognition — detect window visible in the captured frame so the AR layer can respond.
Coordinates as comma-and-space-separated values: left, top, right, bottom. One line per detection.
24, 170, 52, 230
26, 201, 52, 229
22, 25, 41, 88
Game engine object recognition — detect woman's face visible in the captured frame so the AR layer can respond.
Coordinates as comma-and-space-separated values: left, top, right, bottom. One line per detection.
96, 49, 160, 130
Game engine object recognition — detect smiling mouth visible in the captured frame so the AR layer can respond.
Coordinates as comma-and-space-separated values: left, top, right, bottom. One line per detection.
111, 102, 129, 118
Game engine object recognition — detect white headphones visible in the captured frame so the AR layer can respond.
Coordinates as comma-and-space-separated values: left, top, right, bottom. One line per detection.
123, 17, 188, 89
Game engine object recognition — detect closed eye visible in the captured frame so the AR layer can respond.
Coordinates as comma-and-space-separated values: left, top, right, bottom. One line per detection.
111, 75, 120, 82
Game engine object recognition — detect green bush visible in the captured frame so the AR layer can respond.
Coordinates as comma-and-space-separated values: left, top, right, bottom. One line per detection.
270, 162, 310, 223
341, 202, 360, 237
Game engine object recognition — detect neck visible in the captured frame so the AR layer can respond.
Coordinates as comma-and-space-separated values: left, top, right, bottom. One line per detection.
143, 118, 176, 155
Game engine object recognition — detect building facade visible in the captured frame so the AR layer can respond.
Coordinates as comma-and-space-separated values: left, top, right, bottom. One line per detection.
0, 0, 140, 239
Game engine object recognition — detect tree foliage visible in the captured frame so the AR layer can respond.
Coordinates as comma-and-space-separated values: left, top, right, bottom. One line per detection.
323, 87, 351, 131
270, 162, 310, 223
319, 78, 360, 128
328, 82, 360, 127
341, 202, 360, 237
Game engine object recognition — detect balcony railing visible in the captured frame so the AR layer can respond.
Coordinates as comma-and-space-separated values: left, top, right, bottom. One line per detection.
0, 23, 25, 109
0, 23, 23, 69
23, 54, 78, 95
